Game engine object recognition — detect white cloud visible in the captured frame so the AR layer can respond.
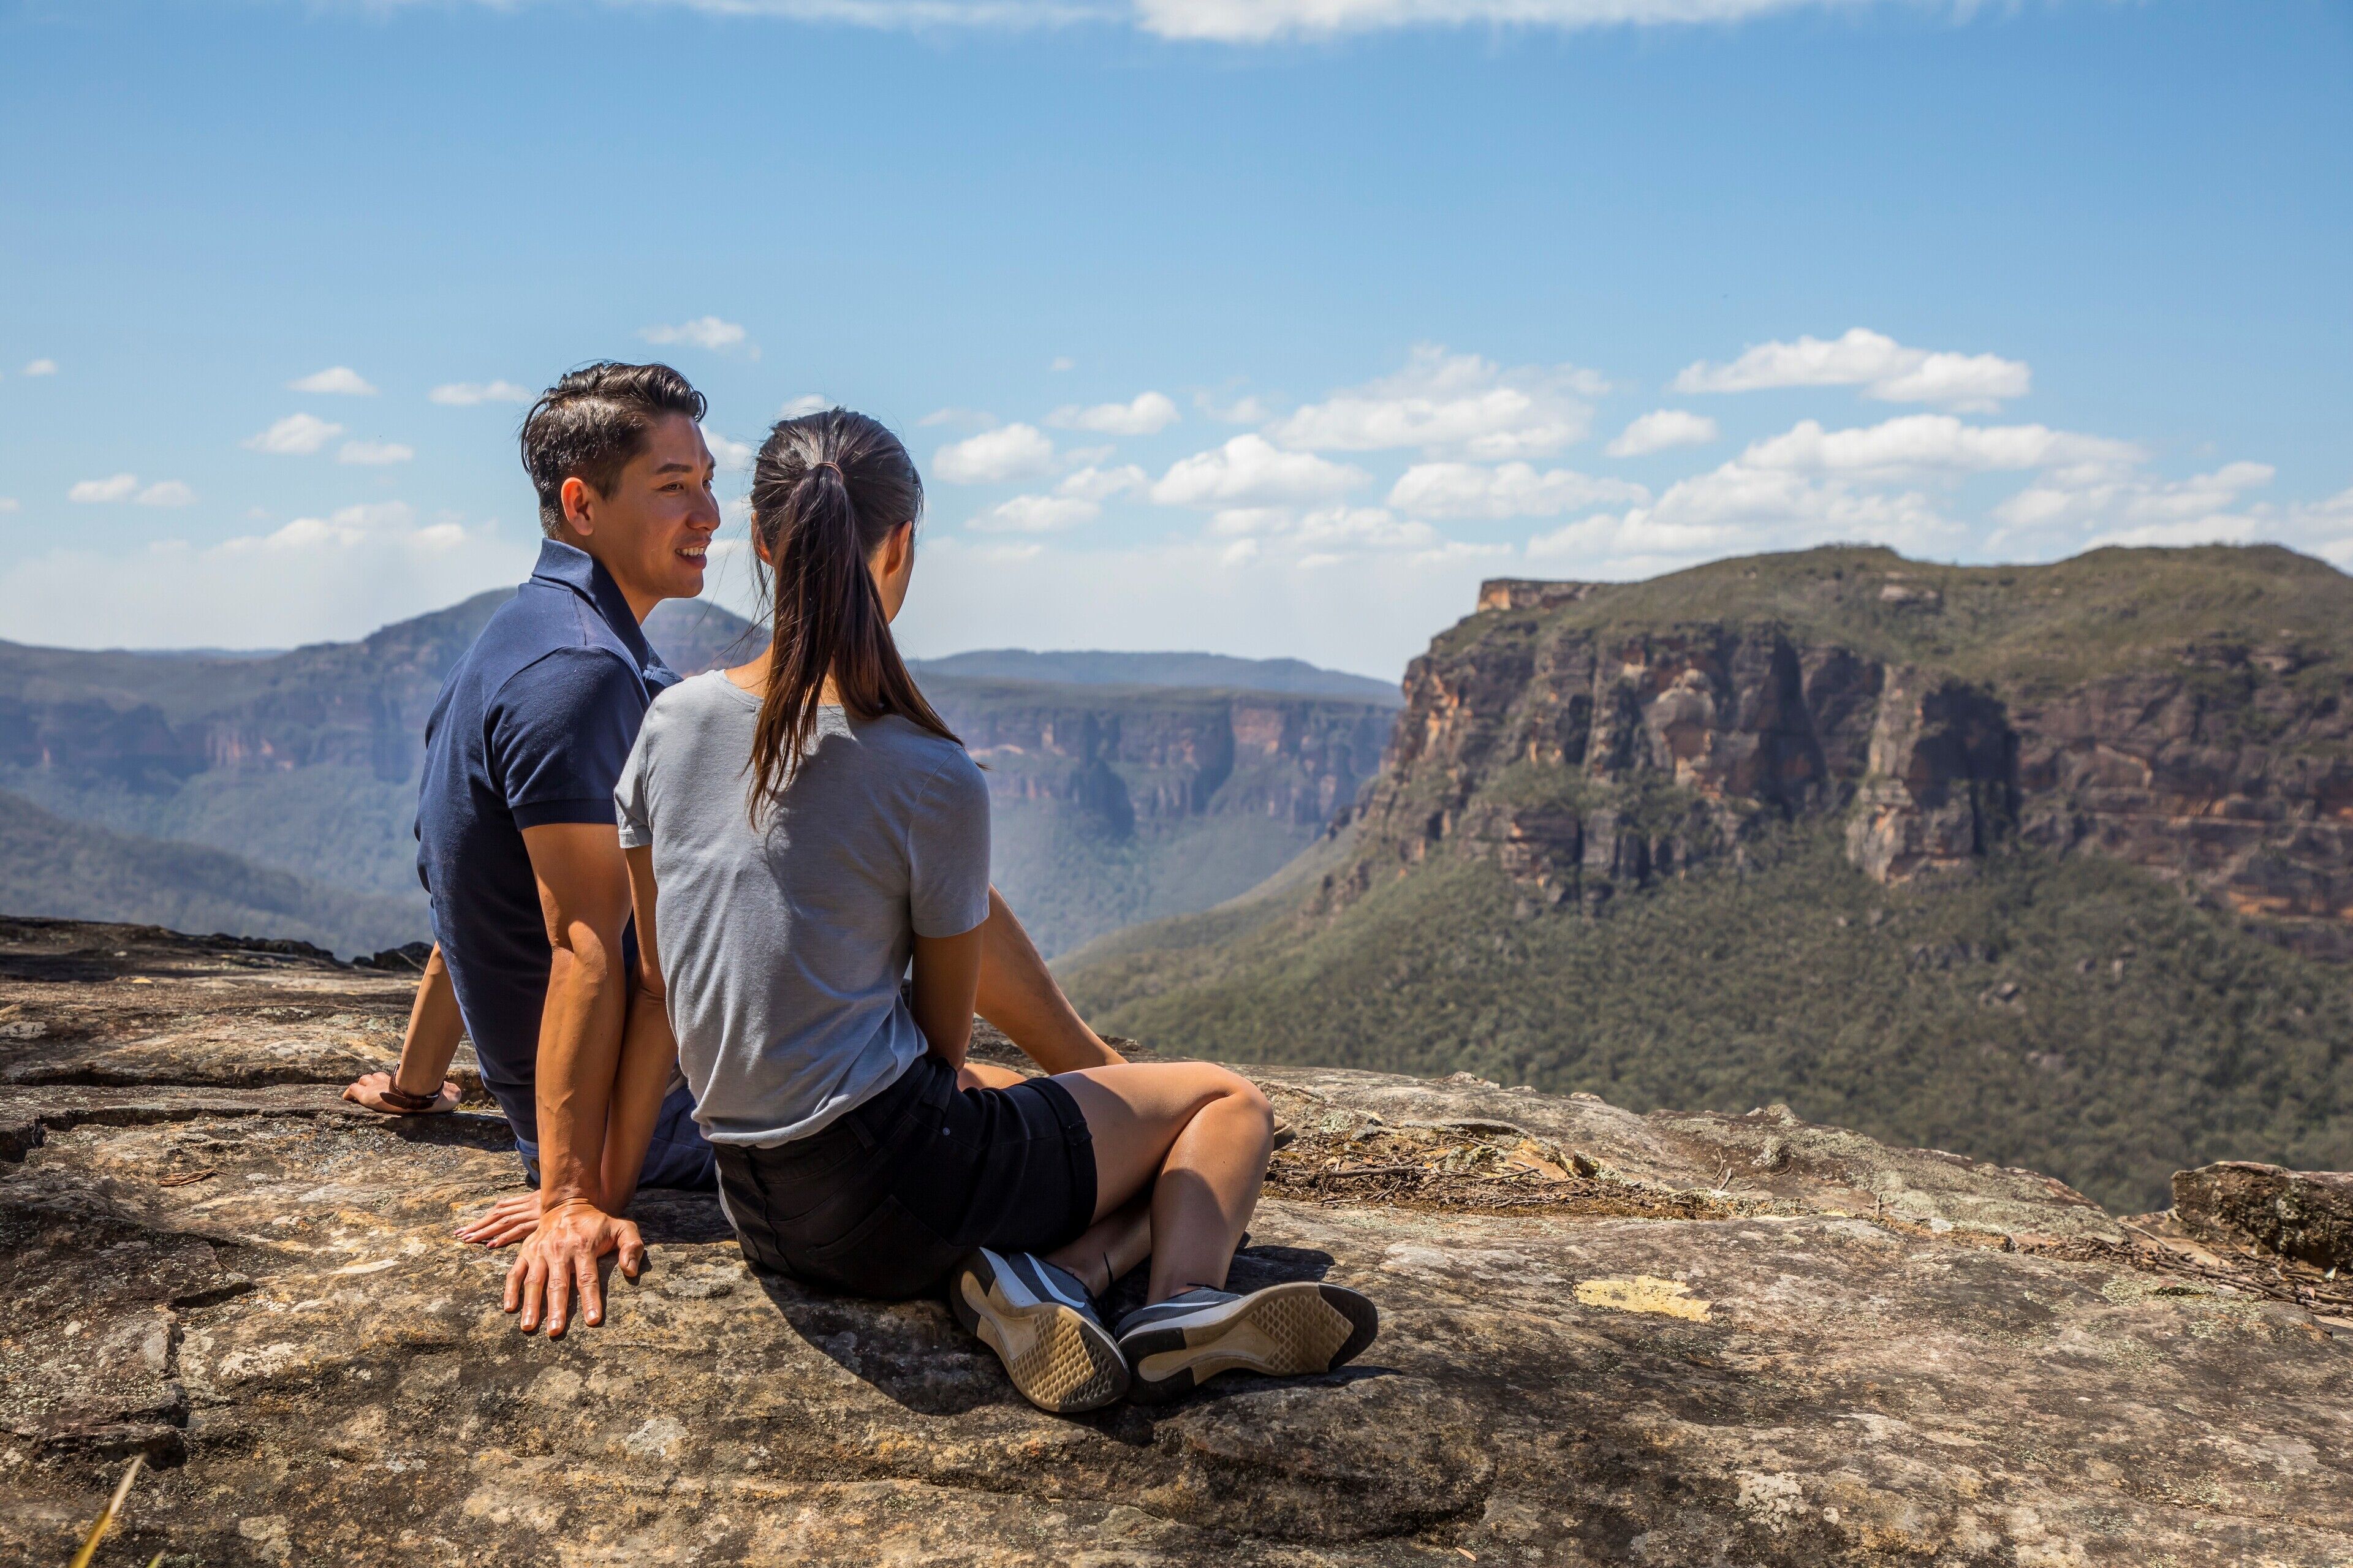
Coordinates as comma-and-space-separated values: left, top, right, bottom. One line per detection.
67, 475, 190, 507
969, 494, 1102, 534
1605, 409, 1719, 458
1270, 344, 1602, 460
1389, 461, 1648, 520
289, 366, 377, 396
0, 498, 17, 513
1741, 415, 2139, 476
1047, 391, 1181, 436
244, 413, 346, 455
1132, 0, 1888, 40
1196, 392, 1272, 425
69, 475, 140, 504
920, 407, 992, 428
429, 380, 532, 406
0, 506, 536, 650
966, 464, 1146, 534
338, 440, 415, 466
934, 423, 1058, 485
705, 430, 757, 472
780, 395, 831, 419
1151, 434, 1368, 508
640, 316, 748, 352
134, 480, 196, 507
1989, 461, 2283, 548
1674, 328, 2031, 411
1049, 355, 1077, 372
24, 358, 58, 376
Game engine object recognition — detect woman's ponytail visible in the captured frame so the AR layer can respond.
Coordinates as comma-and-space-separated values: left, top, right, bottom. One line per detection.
746, 411, 960, 816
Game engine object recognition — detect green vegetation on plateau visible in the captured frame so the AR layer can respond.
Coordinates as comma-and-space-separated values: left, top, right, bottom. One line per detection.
1063, 825, 2353, 1216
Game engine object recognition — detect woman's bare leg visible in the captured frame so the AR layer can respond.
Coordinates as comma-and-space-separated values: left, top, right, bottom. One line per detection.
1055, 1063, 1274, 1303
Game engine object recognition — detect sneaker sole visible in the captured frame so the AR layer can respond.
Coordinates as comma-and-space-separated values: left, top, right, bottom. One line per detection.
1120, 1281, 1379, 1404
949, 1249, 1130, 1414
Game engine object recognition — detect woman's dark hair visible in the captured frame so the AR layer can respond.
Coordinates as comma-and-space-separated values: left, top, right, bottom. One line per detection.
745, 409, 961, 810
520, 362, 707, 537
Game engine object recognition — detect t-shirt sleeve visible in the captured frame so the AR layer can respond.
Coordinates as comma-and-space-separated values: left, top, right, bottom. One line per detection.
488, 648, 646, 830
907, 749, 992, 939
613, 703, 659, 850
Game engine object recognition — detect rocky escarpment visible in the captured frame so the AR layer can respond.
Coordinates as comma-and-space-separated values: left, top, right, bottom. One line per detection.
1338, 547, 2353, 958
9, 917, 2353, 1566
942, 682, 1392, 838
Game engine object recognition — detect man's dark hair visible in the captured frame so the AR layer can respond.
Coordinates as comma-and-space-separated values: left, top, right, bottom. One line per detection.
520, 362, 708, 537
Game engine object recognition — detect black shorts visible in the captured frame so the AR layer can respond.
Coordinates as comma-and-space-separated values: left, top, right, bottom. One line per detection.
713, 1054, 1099, 1301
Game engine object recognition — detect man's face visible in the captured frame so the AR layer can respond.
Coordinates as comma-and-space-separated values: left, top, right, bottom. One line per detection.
562, 414, 720, 615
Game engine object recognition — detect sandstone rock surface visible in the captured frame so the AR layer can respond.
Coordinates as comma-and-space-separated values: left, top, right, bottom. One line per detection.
7, 917, 2353, 1565
2174, 1160, 2353, 1270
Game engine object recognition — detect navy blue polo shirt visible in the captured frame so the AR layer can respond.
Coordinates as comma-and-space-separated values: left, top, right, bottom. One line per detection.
415, 539, 678, 1151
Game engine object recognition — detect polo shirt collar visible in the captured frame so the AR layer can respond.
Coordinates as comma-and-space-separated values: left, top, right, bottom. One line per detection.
529, 538, 662, 673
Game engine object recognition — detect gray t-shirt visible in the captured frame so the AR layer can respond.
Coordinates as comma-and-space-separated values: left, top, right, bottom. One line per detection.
614, 670, 991, 1146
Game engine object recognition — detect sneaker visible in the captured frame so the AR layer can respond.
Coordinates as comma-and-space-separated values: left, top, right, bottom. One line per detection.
1113, 1281, 1379, 1404
948, 1248, 1131, 1414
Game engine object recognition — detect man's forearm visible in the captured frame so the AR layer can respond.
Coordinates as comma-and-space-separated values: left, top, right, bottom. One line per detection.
533, 933, 628, 1210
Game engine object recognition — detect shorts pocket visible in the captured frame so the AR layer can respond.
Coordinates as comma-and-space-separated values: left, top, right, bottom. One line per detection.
790, 1195, 960, 1301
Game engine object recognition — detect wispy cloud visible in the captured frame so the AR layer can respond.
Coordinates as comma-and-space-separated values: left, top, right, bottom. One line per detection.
641, 316, 749, 353
1605, 409, 1718, 458
1271, 344, 1602, 460
69, 474, 195, 506
289, 366, 377, 395
244, 413, 346, 455
338, 439, 415, 466
430, 380, 532, 406
968, 464, 1149, 533
1152, 434, 1368, 507
934, 423, 1059, 484
1675, 328, 2031, 411
1047, 391, 1181, 436
376, 0, 1958, 45
23, 358, 57, 377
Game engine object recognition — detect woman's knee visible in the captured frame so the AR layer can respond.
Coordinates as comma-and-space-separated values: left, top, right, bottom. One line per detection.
1207, 1067, 1275, 1140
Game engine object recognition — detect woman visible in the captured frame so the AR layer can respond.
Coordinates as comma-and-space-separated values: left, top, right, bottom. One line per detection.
613, 409, 1377, 1413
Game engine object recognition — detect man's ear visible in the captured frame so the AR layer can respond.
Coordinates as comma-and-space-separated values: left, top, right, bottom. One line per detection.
560, 476, 598, 536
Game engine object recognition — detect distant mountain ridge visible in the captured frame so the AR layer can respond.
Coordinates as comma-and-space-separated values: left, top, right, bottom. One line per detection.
0, 590, 1395, 956
908, 649, 1401, 705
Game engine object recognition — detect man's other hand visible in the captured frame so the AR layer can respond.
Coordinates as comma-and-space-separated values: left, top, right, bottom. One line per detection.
457, 1191, 543, 1248
504, 1199, 645, 1336
343, 1070, 461, 1115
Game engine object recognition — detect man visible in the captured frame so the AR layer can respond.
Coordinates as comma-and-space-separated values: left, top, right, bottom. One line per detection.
344, 362, 1126, 1336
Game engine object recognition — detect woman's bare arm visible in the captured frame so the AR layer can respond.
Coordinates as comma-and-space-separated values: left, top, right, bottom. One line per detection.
910, 926, 983, 1072
344, 944, 463, 1114
602, 846, 684, 1213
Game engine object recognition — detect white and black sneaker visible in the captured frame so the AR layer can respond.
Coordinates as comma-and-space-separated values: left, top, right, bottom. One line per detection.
948, 1248, 1131, 1414
1113, 1281, 1379, 1404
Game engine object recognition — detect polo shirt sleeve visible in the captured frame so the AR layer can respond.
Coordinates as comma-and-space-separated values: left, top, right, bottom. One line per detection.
907, 749, 993, 939
488, 647, 646, 830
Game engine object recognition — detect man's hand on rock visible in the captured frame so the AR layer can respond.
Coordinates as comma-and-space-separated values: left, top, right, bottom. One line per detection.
505, 1198, 645, 1336
342, 1070, 461, 1115
457, 1191, 543, 1248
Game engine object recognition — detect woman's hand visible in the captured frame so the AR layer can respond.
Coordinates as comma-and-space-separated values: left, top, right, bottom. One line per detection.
342, 1070, 460, 1115
457, 1190, 542, 1247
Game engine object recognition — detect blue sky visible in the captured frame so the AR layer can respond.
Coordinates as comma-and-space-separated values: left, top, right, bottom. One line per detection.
2, 0, 2347, 677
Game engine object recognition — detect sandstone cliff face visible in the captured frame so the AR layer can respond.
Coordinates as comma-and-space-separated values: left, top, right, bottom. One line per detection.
8, 918, 2352, 1566
944, 684, 1393, 838
1338, 567, 2353, 957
